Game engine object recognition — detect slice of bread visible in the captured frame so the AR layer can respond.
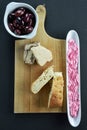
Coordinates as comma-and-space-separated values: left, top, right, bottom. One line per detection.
48, 72, 64, 108
24, 42, 40, 64
31, 66, 54, 94
31, 45, 53, 66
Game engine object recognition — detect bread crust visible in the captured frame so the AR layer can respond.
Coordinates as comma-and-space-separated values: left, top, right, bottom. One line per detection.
48, 72, 64, 108
24, 43, 39, 64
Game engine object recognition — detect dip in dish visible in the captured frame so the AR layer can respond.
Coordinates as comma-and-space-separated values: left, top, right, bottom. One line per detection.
67, 39, 80, 117
66, 30, 81, 127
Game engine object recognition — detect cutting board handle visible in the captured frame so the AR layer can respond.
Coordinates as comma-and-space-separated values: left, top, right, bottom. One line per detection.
36, 5, 46, 36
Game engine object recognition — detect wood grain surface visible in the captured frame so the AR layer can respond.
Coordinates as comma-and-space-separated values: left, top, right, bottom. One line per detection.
14, 5, 66, 113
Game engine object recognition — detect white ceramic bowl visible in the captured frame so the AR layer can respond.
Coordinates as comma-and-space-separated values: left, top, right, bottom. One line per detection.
4, 2, 39, 39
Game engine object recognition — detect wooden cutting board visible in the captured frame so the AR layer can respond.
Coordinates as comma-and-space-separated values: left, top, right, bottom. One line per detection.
14, 5, 66, 113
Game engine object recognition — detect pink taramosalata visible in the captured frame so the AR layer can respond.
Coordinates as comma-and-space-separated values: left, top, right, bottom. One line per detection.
67, 39, 80, 117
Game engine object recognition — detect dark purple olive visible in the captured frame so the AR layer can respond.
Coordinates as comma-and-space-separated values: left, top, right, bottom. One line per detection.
15, 8, 25, 17
14, 29, 21, 35
29, 13, 34, 18
19, 25, 25, 30
29, 19, 33, 26
25, 26, 33, 33
20, 7, 25, 12
17, 17, 21, 21
21, 20, 25, 25
13, 19, 19, 28
24, 13, 30, 23
8, 23, 15, 31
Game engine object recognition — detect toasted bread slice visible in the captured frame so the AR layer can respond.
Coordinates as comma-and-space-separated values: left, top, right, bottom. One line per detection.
31, 66, 54, 94
31, 45, 53, 66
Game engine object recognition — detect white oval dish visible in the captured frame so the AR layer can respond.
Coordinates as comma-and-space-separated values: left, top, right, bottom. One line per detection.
4, 2, 39, 39
66, 30, 81, 127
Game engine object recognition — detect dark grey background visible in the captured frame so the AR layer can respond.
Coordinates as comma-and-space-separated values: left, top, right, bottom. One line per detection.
0, 0, 87, 130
